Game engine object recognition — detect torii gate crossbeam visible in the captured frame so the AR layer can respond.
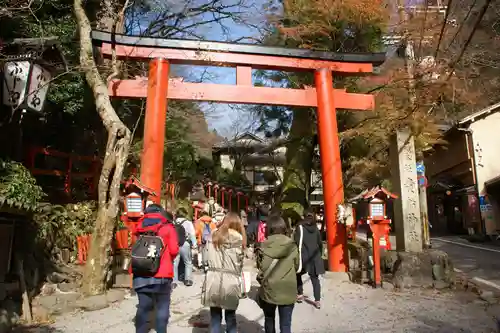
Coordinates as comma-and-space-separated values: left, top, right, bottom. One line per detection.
91, 30, 385, 273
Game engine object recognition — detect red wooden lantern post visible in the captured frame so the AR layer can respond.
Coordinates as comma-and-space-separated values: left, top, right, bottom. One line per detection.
228, 188, 233, 211
221, 187, 226, 208
236, 191, 243, 211
120, 176, 155, 289
350, 186, 397, 287
95, 30, 384, 272
368, 198, 391, 288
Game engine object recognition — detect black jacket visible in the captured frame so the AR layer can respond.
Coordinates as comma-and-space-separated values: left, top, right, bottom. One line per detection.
294, 217, 325, 276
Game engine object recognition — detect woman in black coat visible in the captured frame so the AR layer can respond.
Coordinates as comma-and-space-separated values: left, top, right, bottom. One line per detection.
294, 210, 325, 309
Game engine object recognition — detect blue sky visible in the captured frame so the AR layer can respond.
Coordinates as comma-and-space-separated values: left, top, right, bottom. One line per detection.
134, 0, 409, 136
128, 0, 272, 136
178, 6, 268, 135
138, 0, 272, 136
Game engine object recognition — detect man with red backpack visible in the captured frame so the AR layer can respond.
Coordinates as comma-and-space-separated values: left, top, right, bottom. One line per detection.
131, 204, 179, 333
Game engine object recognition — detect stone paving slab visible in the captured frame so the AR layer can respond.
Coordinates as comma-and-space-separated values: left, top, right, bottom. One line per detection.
17, 268, 500, 333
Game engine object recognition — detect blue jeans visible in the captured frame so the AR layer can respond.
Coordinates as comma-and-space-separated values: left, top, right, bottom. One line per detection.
260, 299, 294, 333
135, 279, 172, 333
210, 307, 237, 333
173, 242, 193, 282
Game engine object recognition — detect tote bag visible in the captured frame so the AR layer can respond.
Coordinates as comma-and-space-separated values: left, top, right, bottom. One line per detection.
240, 271, 252, 294
296, 225, 304, 274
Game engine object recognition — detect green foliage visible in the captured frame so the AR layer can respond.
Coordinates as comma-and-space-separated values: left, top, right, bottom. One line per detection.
0, 160, 46, 210
130, 111, 199, 182
252, 1, 388, 201
216, 167, 251, 189
164, 113, 198, 180
34, 201, 96, 253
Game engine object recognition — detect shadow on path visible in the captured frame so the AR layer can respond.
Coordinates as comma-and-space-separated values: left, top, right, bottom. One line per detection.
11, 325, 64, 333
412, 316, 489, 333
188, 309, 262, 333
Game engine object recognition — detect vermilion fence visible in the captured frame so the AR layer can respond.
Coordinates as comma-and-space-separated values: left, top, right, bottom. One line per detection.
76, 229, 130, 264
26, 146, 101, 200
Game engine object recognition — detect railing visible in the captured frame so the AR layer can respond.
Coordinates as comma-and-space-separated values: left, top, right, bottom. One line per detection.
77, 229, 129, 264
25, 146, 101, 200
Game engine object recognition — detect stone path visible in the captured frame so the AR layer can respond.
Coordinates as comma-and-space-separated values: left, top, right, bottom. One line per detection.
16, 268, 500, 333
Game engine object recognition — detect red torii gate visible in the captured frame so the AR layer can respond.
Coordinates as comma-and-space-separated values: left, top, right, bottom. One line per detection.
91, 31, 385, 273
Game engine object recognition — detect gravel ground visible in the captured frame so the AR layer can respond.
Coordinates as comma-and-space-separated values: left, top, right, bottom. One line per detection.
18, 269, 500, 333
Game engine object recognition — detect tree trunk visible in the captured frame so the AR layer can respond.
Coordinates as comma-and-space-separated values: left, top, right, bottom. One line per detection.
74, 0, 132, 296
278, 108, 315, 222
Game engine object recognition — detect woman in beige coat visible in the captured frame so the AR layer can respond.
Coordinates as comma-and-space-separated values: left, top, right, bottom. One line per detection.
202, 213, 246, 333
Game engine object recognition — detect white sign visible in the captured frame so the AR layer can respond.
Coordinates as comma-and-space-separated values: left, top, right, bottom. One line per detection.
2, 61, 30, 108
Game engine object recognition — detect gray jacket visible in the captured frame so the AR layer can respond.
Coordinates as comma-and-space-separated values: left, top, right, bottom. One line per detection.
201, 229, 244, 310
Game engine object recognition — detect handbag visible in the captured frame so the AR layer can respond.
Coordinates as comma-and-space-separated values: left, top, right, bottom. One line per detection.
240, 271, 251, 294
254, 258, 279, 306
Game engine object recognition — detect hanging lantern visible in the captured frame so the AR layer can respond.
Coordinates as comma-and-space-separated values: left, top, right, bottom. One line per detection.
2, 60, 52, 113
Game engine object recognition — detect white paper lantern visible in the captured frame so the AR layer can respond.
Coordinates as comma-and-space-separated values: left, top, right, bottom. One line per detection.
2, 61, 52, 113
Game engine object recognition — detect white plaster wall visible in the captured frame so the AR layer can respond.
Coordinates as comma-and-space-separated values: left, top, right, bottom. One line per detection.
220, 154, 234, 171
469, 112, 500, 234
470, 112, 500, 196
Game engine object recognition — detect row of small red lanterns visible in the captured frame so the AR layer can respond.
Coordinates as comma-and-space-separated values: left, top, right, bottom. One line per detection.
204, 181, 249, 212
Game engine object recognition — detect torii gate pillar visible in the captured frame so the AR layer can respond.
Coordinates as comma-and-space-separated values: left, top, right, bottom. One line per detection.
140, 59, 170, 203
315, 69, 346, 272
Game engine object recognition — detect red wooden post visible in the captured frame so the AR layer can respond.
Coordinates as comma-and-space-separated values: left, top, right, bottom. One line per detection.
214, 184, 219, 204
170, 183, 175, 199
315, 68, 346, 273
352, 206, 357, 241
370, 223, 382, 288
64, 155, 72, 196
237, 192, 243, 211
207, 182, 212, 198
140, 58, 170, 203
221, 187, 226, 208
369, 220, 390, 288
228, 189, 233, 211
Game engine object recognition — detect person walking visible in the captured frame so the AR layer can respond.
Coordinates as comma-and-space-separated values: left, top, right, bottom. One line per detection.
256, 215, 299, 333
131, 204, 179, 333
173, 207, 197, 287
255, 216, 267, 251
195, 211, 217, 272
213, 207, 225, 226
202, 212, 246, 333
294, 210, 325, 309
